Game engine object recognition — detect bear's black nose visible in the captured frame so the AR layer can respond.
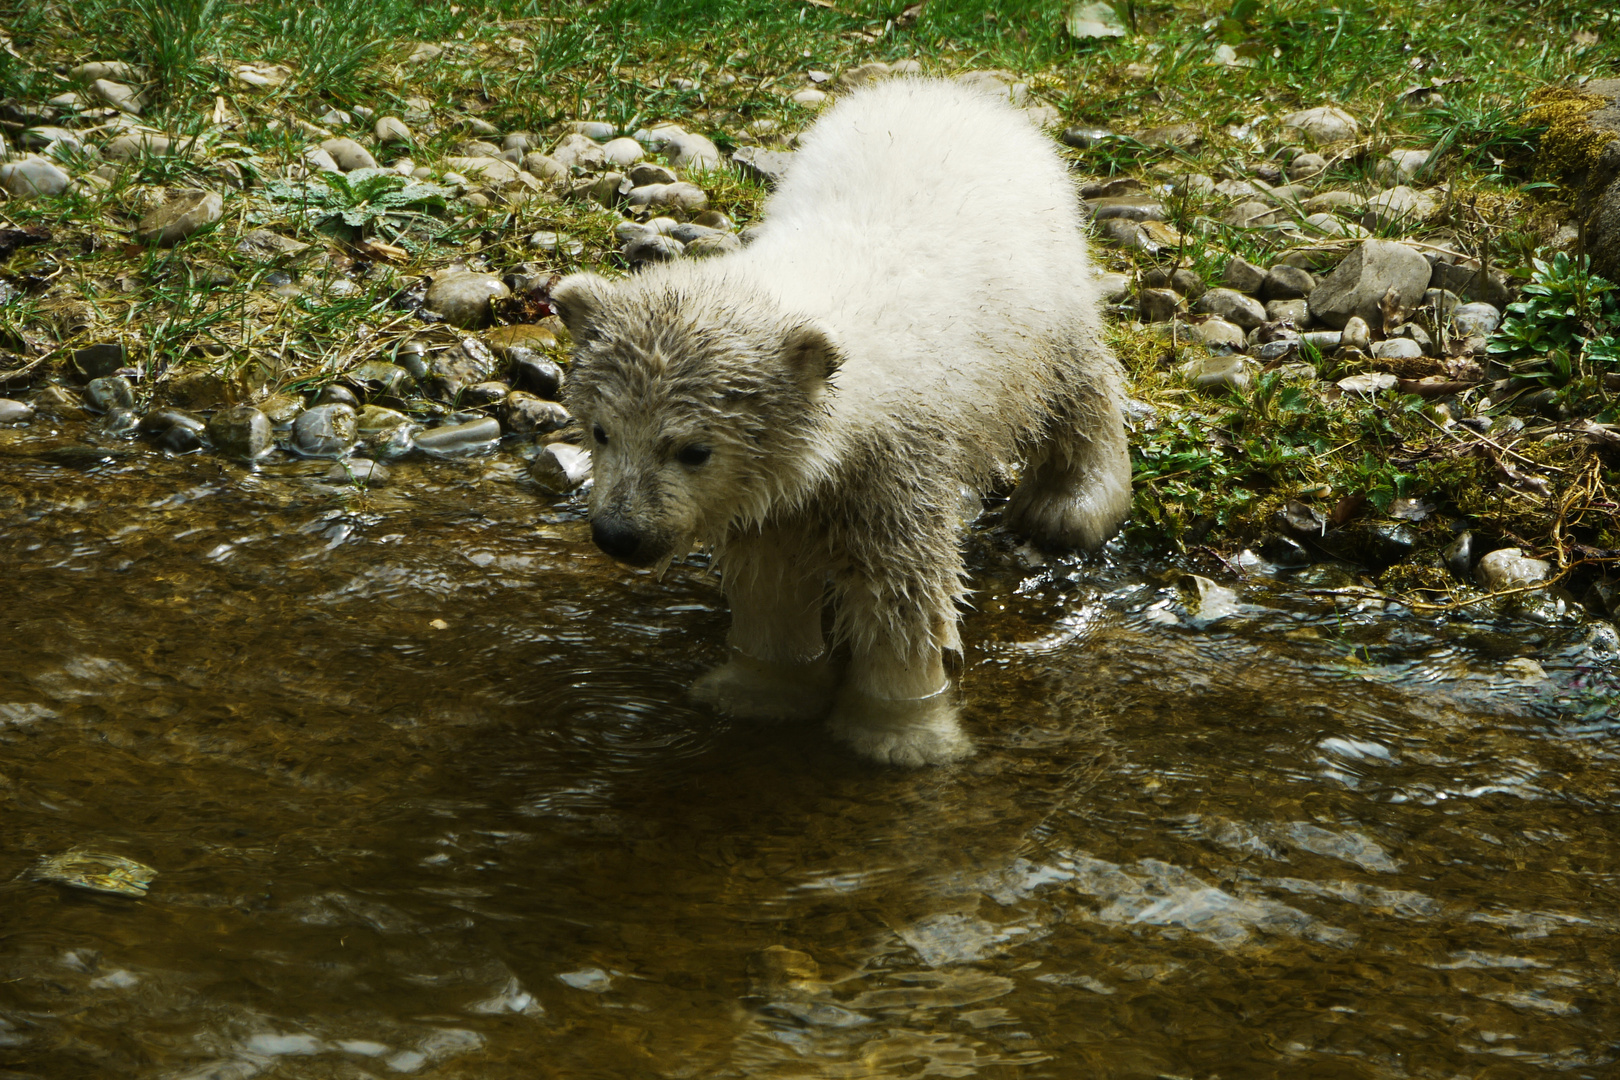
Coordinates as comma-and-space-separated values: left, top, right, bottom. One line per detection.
591, 517, 643, 561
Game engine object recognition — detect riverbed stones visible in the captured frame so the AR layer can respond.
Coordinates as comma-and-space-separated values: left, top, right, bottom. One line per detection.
530, 442, 592, 493
0, 158, 70, 198
1371, 338, 1424, 361
136, 190, 223, 246
0, 398, 34, 423
1195, 288, 1267, 329
83, 376, 134, 413
415, 416, 501, 455
1308, 240, 1432, 329
499, 392, 571, 434
1279, 106, 1359, 143
207, 405, 272, 459
376, 116, 412, 144
1191, 317, 1247, 350
1476, 547, 1552, 590
291, 403, 358, 457
424, 272, 509, 328
320, 137, 378, 171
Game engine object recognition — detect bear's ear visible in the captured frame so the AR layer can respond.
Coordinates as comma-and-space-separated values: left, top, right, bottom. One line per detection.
549, 273, 613, 341
780, 320, 844, 385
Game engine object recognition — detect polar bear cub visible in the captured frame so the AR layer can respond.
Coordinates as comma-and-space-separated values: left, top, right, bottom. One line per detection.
550, 77, 1131, 766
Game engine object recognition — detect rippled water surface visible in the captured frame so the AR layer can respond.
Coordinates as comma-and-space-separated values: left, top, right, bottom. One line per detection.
3, 418, 1619, 1080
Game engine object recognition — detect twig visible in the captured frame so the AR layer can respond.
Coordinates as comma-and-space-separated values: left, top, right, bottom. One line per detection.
1416, 409, 1565, 474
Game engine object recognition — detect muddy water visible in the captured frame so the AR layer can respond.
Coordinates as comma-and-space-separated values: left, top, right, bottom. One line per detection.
2, 418, 1618, 1080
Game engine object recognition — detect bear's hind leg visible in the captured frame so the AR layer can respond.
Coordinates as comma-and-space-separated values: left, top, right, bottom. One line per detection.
691, 529, 835, 722
1005, 388, 1132, 552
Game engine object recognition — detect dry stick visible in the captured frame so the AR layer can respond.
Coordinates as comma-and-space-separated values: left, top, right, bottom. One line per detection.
1415, 409, 1566, 474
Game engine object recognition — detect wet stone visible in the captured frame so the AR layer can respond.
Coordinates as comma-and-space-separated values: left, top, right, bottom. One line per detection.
324, 458, 391, 488
530, 442, 592, 493
345, 360, 414, 398
315, 384, 360, 409
71, 342, 126, 380
462, 381, 510, 408
415, 416, 502, 455
0, 398, 35, 423
425, 272, 510, 329
1476, 547, 1551, 590
499, 392, 571, 435
291, 403, 358, 458
357, 405, 411, 431
138, 408, 205, 438
207, 405, 272, 460
83, 376, 135, 413
1444, 531, 1475, 582
157, 424, 203, 452
510, 352, 564, 398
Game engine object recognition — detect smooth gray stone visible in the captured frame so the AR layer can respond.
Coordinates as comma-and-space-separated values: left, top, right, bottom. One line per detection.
291, 403, 358, 457
83, 375, 135, 413
207, 405, 272, 459
414, 416, 501, 455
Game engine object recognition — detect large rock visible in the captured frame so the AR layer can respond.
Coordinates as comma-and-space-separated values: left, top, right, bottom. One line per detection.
136, 190, 223, 246
1307, 240, 1432, 330
1528, 80, 1620, 283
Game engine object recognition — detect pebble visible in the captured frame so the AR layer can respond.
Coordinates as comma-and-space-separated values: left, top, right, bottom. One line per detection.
567, 121, 616, 141
791, 88, 828, 107
0, 398, 34, 423
1179, 354, 1256, 393
1301, 330, 1342, 351
71, 342, 126, 380
1089, 196, 1165, 222
1377, 148, 1432, 184
31, 386, 88, 418
1094, 272, 1131, 304
1370, 338, 1424, 361
90, 78, 144, 114
291, 403, 358, 457
83, 375, 134, 413
1061, 126, 1116, 149
355, 405, 409, 432
531, 442, 592, 493
1139, 288, 1184, 323
415, 416, 502, 455
1222, 256, 1267, 295
1194, 288, 1267, 329
653, 127, 723, 170
1443, 531, 1474, 580
1266, 298, 1312, 326
425, 272, 510, 328
551, 134, 606, 173
503, 133, 534, 153
0, 158, 70, 198
320, 137, 378, 171
137, 408, 205, 439
1136, 123, 1200, 148
375, 116, 412, 144
1475, 548, 1552, 590
1453, 302, 1501, 337
303, 146, 342, 173
21, 126, 82, 151
136, 190, 223, 246
731, 147, 793, 187
1320, 319, 1364, 357
1287, 152, 1329, 181
1279, 106, 1359, 143
522, 152, 568, 186
1223, 200, 1284, 228
1362, 186, 1437, 230
71, 60, 141, 83
624, 234, 685, 263
1303, 212, 1366, 238
1336, 372, 1398, 394
685, 233, 742, 258
462, 381, 510, 407
207, 405, 273, 459
103, 132, 175, 161
499, 392, 571, 434
158, 424, 202, 452
509, 352, 564, 398
315, 384, 360, 409
601, 137, 645, 168
1191, 317, 1247, 350
1262, 265, 1315, 300
1308, 240, 1432, 329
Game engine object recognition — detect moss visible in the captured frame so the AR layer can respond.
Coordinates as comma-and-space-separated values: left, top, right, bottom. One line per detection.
1527, 86, 1618, 189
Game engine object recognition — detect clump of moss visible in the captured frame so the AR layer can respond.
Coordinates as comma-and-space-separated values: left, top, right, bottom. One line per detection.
1527, 86, 1617, 189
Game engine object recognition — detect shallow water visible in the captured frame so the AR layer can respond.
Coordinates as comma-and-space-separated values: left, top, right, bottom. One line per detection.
2, 417, 1618, 1080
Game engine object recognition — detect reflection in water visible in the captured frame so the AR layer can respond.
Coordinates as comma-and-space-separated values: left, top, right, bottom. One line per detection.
1, 419, 1618, 1079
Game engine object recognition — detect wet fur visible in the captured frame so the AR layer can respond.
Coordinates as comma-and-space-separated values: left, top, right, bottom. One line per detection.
553, 78, 1131, 765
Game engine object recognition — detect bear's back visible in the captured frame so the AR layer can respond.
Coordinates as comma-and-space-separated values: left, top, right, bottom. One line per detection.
739, 79, 1102, 439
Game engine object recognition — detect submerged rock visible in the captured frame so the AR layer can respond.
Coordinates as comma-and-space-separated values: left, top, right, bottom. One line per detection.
1475, 548, 1552, 590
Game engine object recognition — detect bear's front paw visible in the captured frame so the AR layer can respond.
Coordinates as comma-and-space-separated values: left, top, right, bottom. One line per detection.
826, 689, 973, 767
691, 650, 837, 722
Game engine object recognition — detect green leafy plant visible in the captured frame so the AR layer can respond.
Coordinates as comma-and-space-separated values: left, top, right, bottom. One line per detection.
253, 169, 453, 247
1487, 251, 1620, 387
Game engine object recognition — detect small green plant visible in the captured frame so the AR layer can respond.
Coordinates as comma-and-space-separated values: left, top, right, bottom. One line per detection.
253, 169, 454, 248
1487, 251, 1620, 388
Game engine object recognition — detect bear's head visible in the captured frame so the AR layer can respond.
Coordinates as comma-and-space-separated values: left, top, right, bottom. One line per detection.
550, 270, 843, 572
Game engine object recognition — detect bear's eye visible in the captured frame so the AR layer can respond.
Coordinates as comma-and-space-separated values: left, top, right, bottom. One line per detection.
592, 423, 609, 445
675, 444, 712, 467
